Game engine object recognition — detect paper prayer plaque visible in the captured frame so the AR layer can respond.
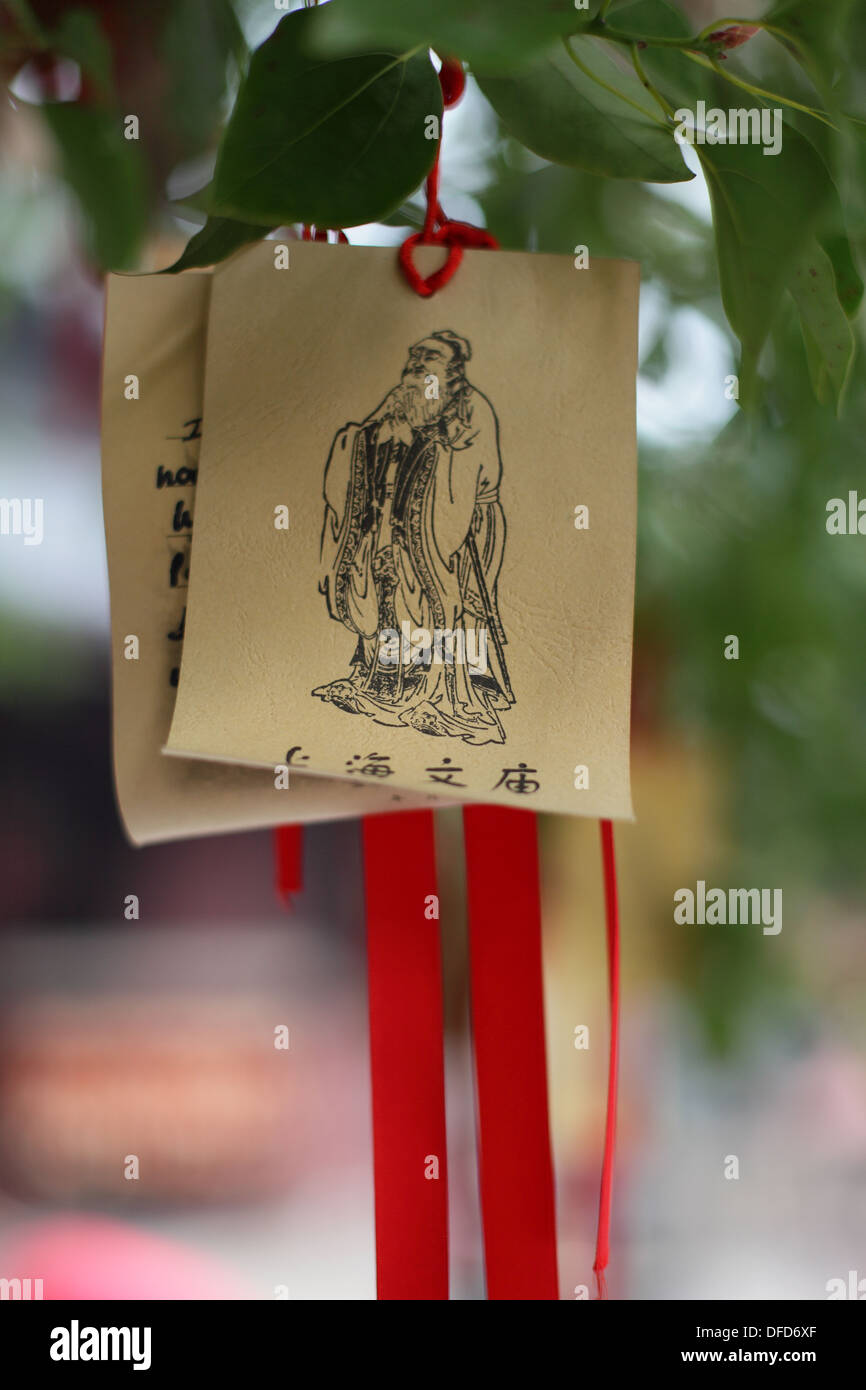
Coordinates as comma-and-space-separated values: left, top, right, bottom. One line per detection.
101, 268, 444, 845
166, 243, 638, 819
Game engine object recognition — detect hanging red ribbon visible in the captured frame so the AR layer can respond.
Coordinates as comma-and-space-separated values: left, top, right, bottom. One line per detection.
273, 825, 303, 905
363, 810, 449, 1300
593, 819, 621, 1299
462, 805, 559, 1300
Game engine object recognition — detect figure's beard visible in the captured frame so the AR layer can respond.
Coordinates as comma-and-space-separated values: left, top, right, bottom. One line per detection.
395, 370, 454, 427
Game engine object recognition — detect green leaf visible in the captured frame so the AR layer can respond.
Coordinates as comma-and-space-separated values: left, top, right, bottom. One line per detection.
163, 0, 248, 156
208, 9, 441, 229
478, 38, 692, 183
820, 230, 863, 318
205, 0, 249, 70
38, 101, 147, 269
170, 183, 214, 218
381, 202, 425, 229
603, 0, 692, 43
312, 0, 601, 72
165, 216, 269, 273
789, 242, 856, 411
697, 126, 840, 394
639, 37, 719, 113
761, 0, 854, 103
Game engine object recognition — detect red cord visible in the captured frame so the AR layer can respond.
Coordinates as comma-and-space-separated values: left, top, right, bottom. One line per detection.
594, 819, 621, 1298
398, 60, 498, 297
438, 57, 466, 108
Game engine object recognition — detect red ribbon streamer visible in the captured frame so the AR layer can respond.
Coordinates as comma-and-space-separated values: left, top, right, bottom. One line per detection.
273, 825, 303, 905
462, 805, 559, 1300
363, 810, 449, 1299
594, 818, 621, 1299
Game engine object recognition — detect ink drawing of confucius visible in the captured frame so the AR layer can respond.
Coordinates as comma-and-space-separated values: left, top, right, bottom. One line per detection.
313, 330, 514, 744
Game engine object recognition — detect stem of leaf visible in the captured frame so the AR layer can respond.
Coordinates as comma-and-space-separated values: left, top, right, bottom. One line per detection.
561, 37, 669, 127
684, 50, 837, 128
585, 19, 710, 52
630, 44, 676, 121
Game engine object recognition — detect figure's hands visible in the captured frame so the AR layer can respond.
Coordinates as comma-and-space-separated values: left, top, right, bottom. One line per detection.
378, 401, 413, 447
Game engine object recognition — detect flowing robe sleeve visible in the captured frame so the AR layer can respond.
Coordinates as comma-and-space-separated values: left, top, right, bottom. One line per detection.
319, 387, 408, 612
431, 389, 502, 569
320, 422, 379, 637
319, 425, 355, 617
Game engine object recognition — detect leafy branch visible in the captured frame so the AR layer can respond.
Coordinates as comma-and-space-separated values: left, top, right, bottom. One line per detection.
0, 0, 862, 408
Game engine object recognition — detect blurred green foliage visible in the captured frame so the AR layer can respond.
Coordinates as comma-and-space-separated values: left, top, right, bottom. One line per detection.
2, 1, 862, 388
1, 0, 864, 1046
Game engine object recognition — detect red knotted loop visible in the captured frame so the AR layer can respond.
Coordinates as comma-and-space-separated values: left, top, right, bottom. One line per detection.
438, 58, 465, 108
398, 218, 499, 297
439, 220, 499, 252
398, 232, 464, 298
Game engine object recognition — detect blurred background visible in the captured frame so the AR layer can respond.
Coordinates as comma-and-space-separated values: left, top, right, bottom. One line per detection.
0, 0, 864, 1299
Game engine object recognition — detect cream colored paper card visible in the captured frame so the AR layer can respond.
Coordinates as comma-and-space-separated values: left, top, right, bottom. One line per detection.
101, 269, 442, 845
167, 243, 638, 819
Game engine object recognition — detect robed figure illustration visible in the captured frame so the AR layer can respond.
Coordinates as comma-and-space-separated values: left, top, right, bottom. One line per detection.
313, 331, 514, 744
